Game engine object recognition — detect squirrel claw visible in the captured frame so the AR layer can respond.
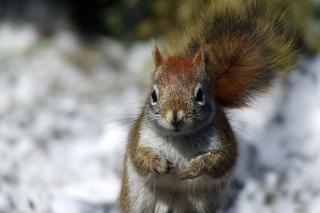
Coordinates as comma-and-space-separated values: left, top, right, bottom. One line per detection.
153, 156, 175, 175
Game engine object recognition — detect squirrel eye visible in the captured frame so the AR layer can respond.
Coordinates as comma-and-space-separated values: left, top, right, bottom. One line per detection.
196, 88, 204, 103
152, 90, 157, 104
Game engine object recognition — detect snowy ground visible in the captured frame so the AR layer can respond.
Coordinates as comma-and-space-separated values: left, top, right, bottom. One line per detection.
229, 56, 320, 212
0, 22, 319, 213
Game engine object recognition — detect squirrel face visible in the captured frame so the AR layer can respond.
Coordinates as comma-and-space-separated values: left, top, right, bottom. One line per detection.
147, 43, 215, 136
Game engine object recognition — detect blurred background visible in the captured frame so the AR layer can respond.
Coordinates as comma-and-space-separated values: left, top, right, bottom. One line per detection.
0, 0, 319, 212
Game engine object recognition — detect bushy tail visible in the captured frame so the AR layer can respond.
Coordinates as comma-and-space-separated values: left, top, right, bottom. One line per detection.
167, 0, 297, 108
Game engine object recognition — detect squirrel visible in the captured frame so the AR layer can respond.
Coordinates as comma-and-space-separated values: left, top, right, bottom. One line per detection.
118, 1, 296, 212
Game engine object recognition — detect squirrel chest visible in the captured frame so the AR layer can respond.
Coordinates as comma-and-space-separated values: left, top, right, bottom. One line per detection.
123, 116, 233, 213
138, 119, 222, 189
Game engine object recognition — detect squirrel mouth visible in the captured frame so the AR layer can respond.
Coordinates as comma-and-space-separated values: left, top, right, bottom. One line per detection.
173, 125, 181, 132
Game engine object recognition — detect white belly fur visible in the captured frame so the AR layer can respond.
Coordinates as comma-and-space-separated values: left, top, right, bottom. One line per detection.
126, 126, 233, 213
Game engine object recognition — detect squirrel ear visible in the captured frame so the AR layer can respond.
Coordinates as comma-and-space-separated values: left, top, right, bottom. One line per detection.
152, 40, 163, 69
193, 49, 209, 79
193, 49, 209, 70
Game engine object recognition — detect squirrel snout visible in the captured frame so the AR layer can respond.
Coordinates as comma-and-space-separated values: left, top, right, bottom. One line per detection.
166, 110, 185, 129
171, 119, 183, 125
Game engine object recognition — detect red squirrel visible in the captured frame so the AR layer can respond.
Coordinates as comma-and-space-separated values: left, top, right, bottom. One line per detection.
118, 1, 296, 212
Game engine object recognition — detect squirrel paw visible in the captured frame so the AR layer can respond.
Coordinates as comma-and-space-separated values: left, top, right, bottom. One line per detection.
178, 160, 204, 180
153, 156, 175, 175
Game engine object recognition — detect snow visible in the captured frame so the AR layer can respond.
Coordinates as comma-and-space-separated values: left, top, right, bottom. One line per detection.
0, 22, 320, 212
0, 23, 38, 54
231, 56, 320, 212
0, 23, 143, 213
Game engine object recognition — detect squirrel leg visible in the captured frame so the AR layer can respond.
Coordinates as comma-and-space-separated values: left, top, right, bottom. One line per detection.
133, 147, 176, 175
178, 150, 232, 180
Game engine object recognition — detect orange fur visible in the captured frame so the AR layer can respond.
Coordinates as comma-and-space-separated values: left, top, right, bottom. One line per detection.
166, 0, 297, 108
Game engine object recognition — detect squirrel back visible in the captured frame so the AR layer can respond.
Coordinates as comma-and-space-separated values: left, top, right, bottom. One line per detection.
166, 0, 296, 108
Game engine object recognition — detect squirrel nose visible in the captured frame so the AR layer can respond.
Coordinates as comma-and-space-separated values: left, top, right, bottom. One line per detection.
171, 118, 184, 125
166, 110, 185, 126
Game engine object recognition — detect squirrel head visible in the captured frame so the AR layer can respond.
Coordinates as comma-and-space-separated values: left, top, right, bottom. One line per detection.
147, 42, 215, 136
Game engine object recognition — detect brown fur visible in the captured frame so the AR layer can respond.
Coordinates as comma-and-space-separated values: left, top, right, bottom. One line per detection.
167, 0, 296, 108
152, 40, 163, 69
118, 155, 130, 213
118, 115, 147, 213
207, 105, 238, 178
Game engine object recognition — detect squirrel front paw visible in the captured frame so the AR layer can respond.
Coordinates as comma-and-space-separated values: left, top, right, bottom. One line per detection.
178, 160, 205, 180
153, 156, 176, 175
